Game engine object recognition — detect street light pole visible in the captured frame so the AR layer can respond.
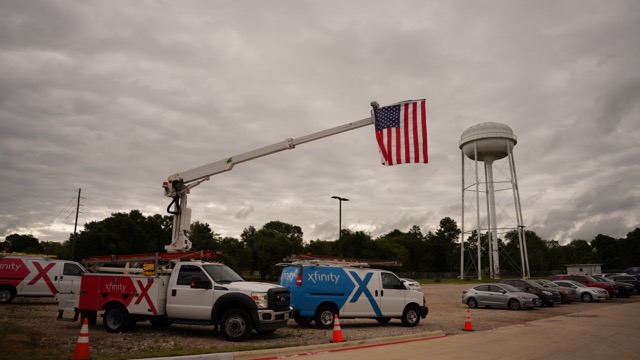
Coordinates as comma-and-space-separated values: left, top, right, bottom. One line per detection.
331, 196, 349, 250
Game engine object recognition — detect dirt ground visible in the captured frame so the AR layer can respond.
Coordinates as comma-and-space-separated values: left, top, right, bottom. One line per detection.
2, 283, 638, 359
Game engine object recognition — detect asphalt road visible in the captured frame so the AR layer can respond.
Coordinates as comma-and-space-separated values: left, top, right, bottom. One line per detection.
240, 300, 640, 359
142, 299, 639, 360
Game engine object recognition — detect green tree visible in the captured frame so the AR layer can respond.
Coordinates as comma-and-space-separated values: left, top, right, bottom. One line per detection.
189, 221, 221, 251
305, 239, 334, 257
4, 234, 44, 254
590, 234, 620, 270
73, 210, 171, 261
241, 221, 305, 280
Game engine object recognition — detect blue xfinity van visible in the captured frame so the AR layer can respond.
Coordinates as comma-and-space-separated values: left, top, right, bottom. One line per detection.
279, 261, 427, 328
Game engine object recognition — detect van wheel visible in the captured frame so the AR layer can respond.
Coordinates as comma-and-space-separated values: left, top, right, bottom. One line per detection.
221, 309, 252, 342
314, 305, 336, 329
401, 305, 420, 327
104, 304, 132, 333
0, 286, 16, 304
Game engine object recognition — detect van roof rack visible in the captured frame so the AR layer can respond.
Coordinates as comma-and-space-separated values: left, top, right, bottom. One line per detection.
282, 254, 402, 268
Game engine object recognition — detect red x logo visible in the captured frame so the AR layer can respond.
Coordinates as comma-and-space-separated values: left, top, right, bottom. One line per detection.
134, 279, 158, 315
28, 262, 58, 295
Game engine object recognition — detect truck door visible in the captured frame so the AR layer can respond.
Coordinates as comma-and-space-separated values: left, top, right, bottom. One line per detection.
166, 265, 215, 320
56, 262, 85, 294
378, 272, 406, 317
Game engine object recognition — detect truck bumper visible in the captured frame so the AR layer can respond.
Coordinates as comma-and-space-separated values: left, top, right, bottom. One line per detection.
419, 306, 429, 318
252, 308, 292, 332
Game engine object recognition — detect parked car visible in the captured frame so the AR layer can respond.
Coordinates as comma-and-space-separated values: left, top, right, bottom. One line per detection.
462, 283, 541, 310
401, 278, 422, 292
624, 267, 640, 276
549, 274, 618, 298
552, 280, 609, 302
498, 279, 563, 306
592, 275, 636, 297
606, 274, 640, 292
532, 279, 578, 303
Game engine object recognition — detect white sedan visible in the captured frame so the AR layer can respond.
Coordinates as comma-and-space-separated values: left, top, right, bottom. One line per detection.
552, 280, 609, 302
401, 278, 422, 292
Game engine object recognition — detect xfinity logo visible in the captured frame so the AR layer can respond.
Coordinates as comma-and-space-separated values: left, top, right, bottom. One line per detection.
281, 271, 297, 283
307, 271, 340, 284
104, 282, 126, 292
0, 263, 22, 272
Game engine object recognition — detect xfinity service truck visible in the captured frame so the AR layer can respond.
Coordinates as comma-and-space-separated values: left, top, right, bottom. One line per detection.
0, 253, 85, 304
76, 251, 291, 341
71, 103, 386, 341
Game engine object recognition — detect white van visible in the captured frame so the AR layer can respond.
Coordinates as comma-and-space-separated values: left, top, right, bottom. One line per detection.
279, 261, 428, 328
0, 254, 86, 303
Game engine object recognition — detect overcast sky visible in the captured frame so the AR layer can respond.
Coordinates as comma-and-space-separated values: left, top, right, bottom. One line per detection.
1, 1, 639, 247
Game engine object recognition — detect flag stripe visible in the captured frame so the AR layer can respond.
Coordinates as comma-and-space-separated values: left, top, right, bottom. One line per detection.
373, 99, 428, 166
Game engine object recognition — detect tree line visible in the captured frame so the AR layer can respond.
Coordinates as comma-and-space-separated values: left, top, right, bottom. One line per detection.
2, 209, 639, 279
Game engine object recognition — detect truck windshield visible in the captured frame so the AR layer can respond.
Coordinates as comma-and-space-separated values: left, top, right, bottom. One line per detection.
202, 264, 244, 283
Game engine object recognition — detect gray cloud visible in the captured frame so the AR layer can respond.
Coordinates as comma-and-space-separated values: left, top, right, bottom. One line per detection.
1, 0, 639, 245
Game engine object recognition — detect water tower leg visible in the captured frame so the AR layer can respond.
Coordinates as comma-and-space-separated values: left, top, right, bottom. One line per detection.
485, 160, 500, 279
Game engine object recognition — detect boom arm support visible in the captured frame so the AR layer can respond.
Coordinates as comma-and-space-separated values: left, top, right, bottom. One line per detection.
163, 115, 374, 252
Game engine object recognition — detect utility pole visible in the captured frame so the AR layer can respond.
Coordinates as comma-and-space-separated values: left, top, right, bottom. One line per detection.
71, 188, 81, 260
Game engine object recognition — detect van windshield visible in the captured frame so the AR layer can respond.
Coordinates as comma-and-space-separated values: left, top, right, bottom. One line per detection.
202, 264, 244, 283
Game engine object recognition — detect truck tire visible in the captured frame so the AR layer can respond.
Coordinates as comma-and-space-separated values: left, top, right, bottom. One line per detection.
220, 309, 252, 342
401, 304, 421, 327
314, 304, 336, 329
104, 304, 132, 333
0, 286, 16, 304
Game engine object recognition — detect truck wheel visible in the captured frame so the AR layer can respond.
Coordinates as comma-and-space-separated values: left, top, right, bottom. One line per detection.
221, 309, 252, 342
401, 304, 421, 327
0, 286, 16, 304
314, 304, 336, 329
104, 304, 132, 333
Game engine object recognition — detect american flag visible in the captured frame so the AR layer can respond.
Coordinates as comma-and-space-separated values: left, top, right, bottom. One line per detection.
373, 99, 428, 166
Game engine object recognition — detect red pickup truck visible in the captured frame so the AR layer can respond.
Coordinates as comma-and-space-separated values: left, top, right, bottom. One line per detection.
550, 274, 618, 297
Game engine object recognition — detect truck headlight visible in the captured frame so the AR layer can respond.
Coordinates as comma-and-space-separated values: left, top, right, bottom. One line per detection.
251, 292, 268, 308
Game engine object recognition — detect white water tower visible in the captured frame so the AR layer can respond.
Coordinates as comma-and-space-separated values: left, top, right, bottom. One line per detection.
459, 122, 529, 279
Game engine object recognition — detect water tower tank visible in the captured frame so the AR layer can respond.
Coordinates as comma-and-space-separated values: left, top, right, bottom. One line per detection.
459, 122, 517, 162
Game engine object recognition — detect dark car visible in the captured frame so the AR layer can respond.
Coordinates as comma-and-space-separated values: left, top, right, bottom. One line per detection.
592, 275, 636, 297
533, 279, 578, 303
550, 274, 618, 298
607, 274, 640, 293
498, 279, 563, 306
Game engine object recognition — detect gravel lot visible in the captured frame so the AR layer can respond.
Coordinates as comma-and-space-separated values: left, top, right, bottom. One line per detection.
2, 283, 638, 359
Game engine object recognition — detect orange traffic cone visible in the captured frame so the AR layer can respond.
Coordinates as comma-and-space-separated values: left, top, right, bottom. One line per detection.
71, 318, 91, 360
330, 314, 345, 343
463, 309, 474, 331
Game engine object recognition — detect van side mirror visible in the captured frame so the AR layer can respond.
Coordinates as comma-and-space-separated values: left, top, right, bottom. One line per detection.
190, 276, 212, 289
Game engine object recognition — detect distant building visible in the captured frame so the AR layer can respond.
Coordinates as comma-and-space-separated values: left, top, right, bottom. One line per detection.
565, 264, 602, 275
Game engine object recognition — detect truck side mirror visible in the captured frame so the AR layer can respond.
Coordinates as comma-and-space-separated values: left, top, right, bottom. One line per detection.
191, 276, 212, 289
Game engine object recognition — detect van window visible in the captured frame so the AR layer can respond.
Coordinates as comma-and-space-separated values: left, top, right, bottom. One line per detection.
63, 263, 84, 276
381, 272, 403, 289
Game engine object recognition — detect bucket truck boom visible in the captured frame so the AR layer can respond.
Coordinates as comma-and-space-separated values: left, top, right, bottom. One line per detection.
162, 114, 375, 252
